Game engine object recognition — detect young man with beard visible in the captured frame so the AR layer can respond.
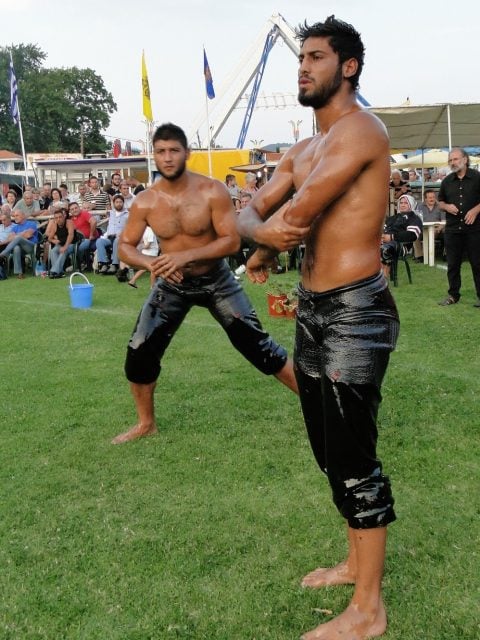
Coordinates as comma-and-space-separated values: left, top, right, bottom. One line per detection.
111, 122, 298, 445
237, 16, 399, 640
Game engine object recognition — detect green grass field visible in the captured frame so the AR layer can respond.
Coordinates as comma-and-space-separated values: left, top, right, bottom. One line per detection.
0, 263, 479, 639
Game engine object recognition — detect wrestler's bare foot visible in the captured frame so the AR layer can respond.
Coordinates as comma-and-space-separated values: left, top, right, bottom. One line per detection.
302, 560, 356, 587
111, 423, 158, 444
301, 600, 387, 640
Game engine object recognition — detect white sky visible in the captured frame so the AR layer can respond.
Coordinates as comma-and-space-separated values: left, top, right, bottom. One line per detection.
3, 0, 480, 150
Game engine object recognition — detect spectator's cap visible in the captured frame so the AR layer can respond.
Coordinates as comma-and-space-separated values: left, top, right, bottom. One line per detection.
112, 194, 125, 203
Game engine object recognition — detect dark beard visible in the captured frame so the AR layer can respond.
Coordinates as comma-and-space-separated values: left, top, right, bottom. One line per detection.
298, 65, 343, 109
156, 161, 186, 181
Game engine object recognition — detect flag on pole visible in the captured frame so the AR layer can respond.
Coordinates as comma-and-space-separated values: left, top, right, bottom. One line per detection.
142, 50, 153, 122
203, 48, 215, 100
9, 53, 19, 126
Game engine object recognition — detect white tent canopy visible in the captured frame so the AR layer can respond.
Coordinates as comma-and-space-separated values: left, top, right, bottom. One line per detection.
370, 103, 480, 150
393, 148, 480, 169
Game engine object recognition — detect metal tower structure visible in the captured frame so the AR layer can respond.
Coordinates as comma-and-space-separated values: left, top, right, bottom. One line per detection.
189, 13, 370, 149
188, 13, 299, 149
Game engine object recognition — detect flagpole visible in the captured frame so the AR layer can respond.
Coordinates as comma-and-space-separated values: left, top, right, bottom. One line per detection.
203, 46, 215, 178
10, 51, 29, 185
145, 119, 153, 186
205, 93, 213, 178
141, 50, 154, 185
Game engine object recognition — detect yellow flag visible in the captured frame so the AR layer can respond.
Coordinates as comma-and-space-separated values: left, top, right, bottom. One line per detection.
142, 51, 153, 122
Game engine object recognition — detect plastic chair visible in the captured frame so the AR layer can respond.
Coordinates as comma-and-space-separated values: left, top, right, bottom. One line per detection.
390, 243, 413, 287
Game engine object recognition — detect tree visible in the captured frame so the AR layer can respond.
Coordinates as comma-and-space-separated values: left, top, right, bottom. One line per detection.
0, 44, 117, 155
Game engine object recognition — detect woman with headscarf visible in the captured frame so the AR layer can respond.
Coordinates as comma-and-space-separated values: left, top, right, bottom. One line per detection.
381, 194, 423, 277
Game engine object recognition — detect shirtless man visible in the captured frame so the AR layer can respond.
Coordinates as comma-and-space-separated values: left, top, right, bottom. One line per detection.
111, 122, 298, 445
237, 16, 399, 640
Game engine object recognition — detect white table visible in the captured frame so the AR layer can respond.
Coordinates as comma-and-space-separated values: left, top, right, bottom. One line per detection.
422, 221, 446, 267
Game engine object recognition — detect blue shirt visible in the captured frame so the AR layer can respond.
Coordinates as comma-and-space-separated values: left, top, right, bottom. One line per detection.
11, 220, 39, 243
105, 209, 129, 236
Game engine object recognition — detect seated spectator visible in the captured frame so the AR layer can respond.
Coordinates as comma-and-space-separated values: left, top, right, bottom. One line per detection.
119, 180, 135, 210
413, 189, 445, 262
417, 189, 445, 223
381, 194, 423, 278
106, 172, 122, 197
68, 201, 98, 271
96, 194, 129, 275
389, 169, 411, 202
47, 207, 80, 278
13, 190, 40, 217
39, 183, 52, 210
408, 169, 419, 183
69, 182, 92, 210
242, 172, 258, 194
31, 187, 43, 210
225, 174, 241, 199
127, 226, 159, 288
59, 183, 70, 201
48, 187, 66, 214
84, 175, 111, 217
126, 176, 145, 195
5, 190, 18, 209
0, 209, 40, 279
0, 210, 14, 251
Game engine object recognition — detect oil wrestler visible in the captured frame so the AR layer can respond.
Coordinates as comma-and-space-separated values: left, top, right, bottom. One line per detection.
111, 123, 299, 445
237, 16, 399, 640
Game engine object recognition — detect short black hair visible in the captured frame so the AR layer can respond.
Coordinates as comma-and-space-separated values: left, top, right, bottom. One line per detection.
296, 15, 365, 91
112, 194, 125, 203
152, 123, 188, 149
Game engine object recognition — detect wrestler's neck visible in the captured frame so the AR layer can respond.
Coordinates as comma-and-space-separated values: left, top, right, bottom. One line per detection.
314, 88, 361, 136
158, 170, 191, 194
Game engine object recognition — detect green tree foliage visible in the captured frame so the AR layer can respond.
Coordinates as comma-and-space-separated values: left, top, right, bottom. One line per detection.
0, 44, 117, 155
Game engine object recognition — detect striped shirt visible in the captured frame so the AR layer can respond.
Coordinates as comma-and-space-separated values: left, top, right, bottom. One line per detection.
84, 189, 110, 212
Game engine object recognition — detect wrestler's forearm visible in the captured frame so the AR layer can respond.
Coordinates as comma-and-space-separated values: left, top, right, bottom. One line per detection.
283, 196, 318, 228
236, 205, 265, 242
118, 242, 153, 269
182, 236, 240, 264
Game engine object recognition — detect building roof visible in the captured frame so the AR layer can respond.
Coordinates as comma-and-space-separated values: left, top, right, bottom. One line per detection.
0, 150, 23, 160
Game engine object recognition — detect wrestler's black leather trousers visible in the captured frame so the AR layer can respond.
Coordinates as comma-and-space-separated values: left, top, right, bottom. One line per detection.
294, 272, 400, 529
125, 261, 287, 384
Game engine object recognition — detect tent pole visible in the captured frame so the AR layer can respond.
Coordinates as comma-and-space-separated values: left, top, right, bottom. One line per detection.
421, 149, 425, 201
447, 104, 452, 150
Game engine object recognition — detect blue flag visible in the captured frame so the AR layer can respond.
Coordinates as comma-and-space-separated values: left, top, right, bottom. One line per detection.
9, 54, 19, 126
203, 48, 215, 100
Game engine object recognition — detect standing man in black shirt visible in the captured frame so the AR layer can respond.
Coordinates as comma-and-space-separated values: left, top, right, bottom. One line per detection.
437, 148, 480, 307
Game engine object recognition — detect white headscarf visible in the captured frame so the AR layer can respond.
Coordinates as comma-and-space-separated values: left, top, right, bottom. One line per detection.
397, 194, 417, 213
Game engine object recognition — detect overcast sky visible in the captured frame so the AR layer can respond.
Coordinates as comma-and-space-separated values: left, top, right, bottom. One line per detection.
3, 0, 480, 150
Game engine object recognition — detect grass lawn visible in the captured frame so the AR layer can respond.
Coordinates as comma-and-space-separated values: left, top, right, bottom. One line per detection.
0, 262, 479, 639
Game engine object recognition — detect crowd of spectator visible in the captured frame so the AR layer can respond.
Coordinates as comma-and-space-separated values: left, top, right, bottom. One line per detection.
0, 175, 150, 283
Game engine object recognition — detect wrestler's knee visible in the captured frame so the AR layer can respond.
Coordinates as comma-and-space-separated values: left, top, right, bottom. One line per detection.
125, 346, 160, 384
225, 316, 287, 375
331, 468, 396, 529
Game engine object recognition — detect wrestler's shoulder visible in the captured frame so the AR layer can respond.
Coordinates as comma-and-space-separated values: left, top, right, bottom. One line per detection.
338, 109, 389, 139
187, 171, 230, 195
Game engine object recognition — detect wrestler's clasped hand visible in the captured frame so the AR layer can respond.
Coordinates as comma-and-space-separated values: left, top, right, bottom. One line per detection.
150, 252, 187, 283
245, 249, 277, 284
254, 206, 309, 252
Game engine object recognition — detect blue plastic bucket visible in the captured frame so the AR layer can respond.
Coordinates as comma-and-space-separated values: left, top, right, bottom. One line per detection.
69, 272, 94, 309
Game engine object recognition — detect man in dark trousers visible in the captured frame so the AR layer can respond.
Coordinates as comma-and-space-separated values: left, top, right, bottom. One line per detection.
238, 16, 399, 640
437, 147, 480, 306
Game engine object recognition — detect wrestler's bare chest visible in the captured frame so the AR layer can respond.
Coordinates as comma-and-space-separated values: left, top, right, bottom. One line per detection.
292, 136, 325, 190
147, 195, 212, 240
